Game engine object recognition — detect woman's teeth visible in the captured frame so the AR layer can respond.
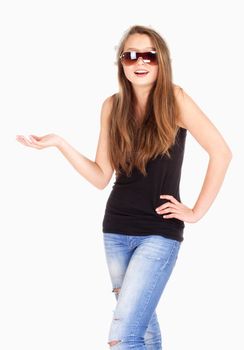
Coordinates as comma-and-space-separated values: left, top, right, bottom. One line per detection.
134, 70, 149, 76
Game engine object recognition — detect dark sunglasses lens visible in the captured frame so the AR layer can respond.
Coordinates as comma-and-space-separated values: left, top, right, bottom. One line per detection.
141, 52, 157, 64
120, 52, 134, 65
121, 52, 157, 65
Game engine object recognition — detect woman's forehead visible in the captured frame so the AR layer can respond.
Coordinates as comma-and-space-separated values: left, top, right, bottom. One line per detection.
124, 34, 155, 51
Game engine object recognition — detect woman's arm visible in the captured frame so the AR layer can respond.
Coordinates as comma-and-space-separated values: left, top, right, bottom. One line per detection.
16, 96, 114, 190
156, 87, 232, 222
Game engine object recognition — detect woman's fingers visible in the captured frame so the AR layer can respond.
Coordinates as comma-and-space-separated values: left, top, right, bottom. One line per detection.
163, 213, 182, 220
158, 206, 178, 214
154, 194, 198, 223
16, 135, 41, 148
16, 135, 30, 145
158, 202, 178, 210
155, 194, 187, 219
29, 136, 43, 148
30, 134, 42, 141
155, 194, 180, 213
159, 194, 180, 205
16, 133, 58, 149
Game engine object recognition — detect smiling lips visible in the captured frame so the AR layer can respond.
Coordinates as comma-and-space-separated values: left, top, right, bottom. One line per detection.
134, 69, 149, 77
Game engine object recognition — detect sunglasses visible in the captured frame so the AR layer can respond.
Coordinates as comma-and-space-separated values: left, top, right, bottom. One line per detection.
120, 51, 158, 66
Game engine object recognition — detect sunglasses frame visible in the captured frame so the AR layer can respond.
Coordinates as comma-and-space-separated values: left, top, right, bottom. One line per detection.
119, 50, 158, 66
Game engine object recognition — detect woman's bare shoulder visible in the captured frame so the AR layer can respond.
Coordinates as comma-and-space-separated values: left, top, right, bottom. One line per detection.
102, 93, 117, 109
100, 94, 116, 123
173, 84, 185, 128
173, 84, 184, 97
172, 85, 232, 157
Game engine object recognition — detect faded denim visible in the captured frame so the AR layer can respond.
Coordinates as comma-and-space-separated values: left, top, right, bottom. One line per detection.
103, 233, 181, 350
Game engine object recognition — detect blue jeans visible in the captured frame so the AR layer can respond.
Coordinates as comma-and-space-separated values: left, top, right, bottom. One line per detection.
103, 233, 182, 350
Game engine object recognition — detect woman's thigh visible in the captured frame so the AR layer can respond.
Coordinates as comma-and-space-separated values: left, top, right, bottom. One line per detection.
106, 234, 181, 343
103, 233, 134, 297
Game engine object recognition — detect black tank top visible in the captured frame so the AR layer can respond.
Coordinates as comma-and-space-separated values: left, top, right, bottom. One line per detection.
102, 127, 187, 242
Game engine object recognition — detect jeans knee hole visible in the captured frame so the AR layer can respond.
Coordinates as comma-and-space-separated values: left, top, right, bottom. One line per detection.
112, 287, 121, 295
108, 340, 121, 347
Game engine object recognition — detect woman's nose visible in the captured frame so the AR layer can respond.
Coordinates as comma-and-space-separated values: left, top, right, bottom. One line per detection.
136, 57, 146, 64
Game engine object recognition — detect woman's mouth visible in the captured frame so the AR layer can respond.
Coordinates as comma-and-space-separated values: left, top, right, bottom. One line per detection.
134, 70, 149, 77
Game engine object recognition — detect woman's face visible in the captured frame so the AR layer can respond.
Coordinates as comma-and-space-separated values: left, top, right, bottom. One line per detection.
121, 33, 159, 88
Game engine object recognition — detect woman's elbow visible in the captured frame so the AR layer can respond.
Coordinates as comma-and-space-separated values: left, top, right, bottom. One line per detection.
210, 149, 233, 162
97, 178, 110, 190
223, 147, 233, 161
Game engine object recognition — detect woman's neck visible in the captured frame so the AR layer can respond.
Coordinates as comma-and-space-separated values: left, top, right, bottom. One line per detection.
133, 84, 151, 106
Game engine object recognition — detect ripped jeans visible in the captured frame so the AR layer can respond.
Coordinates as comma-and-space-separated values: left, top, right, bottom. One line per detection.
103, 232, 182, 350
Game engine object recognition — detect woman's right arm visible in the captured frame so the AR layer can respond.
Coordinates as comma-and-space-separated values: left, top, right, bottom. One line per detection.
16, 96, 114, 190
57, 96, 114, 189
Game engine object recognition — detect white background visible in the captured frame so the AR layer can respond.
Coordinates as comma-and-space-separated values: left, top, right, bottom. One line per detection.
0, 1, 243, 349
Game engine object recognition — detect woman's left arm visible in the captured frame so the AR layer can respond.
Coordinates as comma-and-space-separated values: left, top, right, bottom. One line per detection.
156, 87, 233, 223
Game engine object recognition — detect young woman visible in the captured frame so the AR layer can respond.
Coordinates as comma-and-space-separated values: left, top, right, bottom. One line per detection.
16, 25, 232, 349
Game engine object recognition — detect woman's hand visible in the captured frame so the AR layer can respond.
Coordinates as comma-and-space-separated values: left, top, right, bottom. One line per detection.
16, 133, 63, 149
155, 194, 200, 223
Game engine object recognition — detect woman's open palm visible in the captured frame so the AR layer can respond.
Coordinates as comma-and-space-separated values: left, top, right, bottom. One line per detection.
16, 133, 61, 149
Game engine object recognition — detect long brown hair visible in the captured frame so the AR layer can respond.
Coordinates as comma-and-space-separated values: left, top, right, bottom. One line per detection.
109, 25, 182, 177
